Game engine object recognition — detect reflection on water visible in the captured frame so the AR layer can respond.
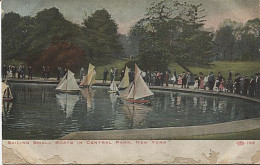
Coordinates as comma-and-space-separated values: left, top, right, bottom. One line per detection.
2, 83, 260, 139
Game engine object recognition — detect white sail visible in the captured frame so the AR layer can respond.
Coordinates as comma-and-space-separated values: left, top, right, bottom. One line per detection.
126, 83, 134, 99
80, 63, 96, 86
109, 79, 119, 91
126, 64, 153, 100
56, 70, 80, 91
2, 82, 13, 99
118, 66, 129, 89
119, 82, 133, 98
56, 72, 67, 90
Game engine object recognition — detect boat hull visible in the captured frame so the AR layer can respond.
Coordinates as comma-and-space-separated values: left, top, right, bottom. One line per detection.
108, 90, 118, 93
56, 90, 80, 94
3, 97, 13, 102
126, 99, 151, 103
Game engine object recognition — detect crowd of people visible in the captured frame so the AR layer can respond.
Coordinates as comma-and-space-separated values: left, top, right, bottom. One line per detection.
3, 64, 260, 99
102, 67, 260, 99
2, 64, 33, 79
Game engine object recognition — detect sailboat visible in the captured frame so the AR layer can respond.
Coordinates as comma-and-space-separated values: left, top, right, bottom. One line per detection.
108, 79, 119, 93
2, 81, 13, 102
2, 77, 13, 102
118, 65, 129, 89
79, 63, 96, 88
121, 64, 153, 103
55, 70, 80, 93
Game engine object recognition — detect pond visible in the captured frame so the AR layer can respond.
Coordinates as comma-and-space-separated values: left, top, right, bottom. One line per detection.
2, 83, 260, 139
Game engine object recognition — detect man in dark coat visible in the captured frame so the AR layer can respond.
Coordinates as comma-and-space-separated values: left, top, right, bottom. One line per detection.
28, 66, 33, 79
103, 68, 108, 83
249, 76, 256, 97
254, 73, 260, 98
243, 76, 249, 96
208, 72, 215, 90
2, 65, 7, 78
234, 74, 241, 94
181, 72, 187, 88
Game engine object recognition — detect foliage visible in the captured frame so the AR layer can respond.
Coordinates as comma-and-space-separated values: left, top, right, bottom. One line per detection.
2, 12, 31, 60
82, 9, 122, 58
31, 42, 86, 74
213, 18, 260, 61
130, 0, 214, 71
2, 7, 82, 62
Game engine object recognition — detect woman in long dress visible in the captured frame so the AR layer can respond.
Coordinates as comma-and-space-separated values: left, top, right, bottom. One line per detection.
199, 73, 204, 89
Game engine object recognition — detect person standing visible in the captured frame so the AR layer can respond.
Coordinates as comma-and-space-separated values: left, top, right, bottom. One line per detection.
114, 67, 117, 81
42, 66, 46, 79
165, 71, 169, 87
17, 65, 22, 79
249, 76, 255, 97
181, 72, 187, 88
255, 74, 260, 98
57, 67, 61, 80
2, 65, 7, 79
46, 66, 50, 79
199, 73, 204, 89
103, 68, 108, 83
110, 67, 114, 83
244, 76, 249, 96
28, 66, 33, 79
146, 70, 151, 85
120, 69, 125, 81
186, 72, 191, 88
174, 69, 177, 84
11, 65, 16, 78
80, 67, 86, 82
208, 72, 215, 90
217, 72, 223, 91
234, 74, 241, 94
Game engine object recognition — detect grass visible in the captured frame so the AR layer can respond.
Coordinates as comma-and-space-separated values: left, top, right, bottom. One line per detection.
187, 61, 260, 79
3, 58, 260, 81
93, 57, 132, 80
179, 128, 260, 140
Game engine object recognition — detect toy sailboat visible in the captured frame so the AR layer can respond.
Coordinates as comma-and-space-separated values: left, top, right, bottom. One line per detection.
2, 79, 13, 102
79, 63, 96, 88
108, 78, 119, 93
118, 65, 129, 89
121, 64, 153, 103
56, 69, 80, 93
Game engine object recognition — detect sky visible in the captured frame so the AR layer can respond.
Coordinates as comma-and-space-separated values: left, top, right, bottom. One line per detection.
2, 0, 260, 34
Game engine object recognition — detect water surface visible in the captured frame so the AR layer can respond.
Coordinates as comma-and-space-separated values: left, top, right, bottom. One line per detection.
2, 83, 260, 139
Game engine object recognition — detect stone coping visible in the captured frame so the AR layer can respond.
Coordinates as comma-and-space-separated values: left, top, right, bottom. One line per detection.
60, 118, 260, 140
6, 78, 260, 103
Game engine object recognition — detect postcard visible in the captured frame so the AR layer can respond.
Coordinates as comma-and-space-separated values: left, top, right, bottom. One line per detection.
1, 0, 260, 164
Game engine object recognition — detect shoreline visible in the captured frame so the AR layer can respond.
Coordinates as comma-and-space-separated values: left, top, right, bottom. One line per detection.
6, 77, 260, 103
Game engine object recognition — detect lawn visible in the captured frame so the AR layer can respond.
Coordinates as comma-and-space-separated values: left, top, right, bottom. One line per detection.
94, 58, 131, 80
187, 61, 260, 79
3, 58, 260, 81
180, 128, 260, 140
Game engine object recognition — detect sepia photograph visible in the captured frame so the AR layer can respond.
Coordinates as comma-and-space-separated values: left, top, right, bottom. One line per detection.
1, 0, 260, 164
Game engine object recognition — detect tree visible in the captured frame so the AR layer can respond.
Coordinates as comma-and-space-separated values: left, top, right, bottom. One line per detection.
214, 24, 236, 60
83, 9, 122, 59
130, 0, 214, 71
2, 12, 31, 60
24, 7, 81, 59
32, 42, 86, 73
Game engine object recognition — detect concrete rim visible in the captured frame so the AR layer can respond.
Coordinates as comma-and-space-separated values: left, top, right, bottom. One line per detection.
60, 117, 260, 140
